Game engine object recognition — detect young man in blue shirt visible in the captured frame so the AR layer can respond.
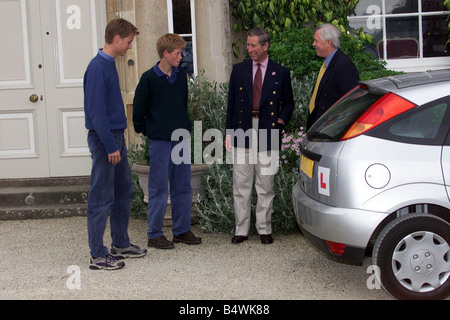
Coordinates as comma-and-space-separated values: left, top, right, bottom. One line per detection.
133, 34, 202, 249
84, 18, 146, 270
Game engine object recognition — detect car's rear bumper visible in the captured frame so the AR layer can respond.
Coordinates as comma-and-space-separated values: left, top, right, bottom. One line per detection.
299, 227, 367, 265
292, 181, 388, 265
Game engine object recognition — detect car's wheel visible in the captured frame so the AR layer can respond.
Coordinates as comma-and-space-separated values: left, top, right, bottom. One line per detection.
372, 213, 450, 300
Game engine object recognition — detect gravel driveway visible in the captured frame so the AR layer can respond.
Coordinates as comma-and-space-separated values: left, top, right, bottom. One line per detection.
0, 216, 392, 302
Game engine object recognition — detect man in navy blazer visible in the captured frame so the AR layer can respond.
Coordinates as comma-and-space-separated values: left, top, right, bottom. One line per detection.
307, 24, 359, 130
225, 28, 294, 245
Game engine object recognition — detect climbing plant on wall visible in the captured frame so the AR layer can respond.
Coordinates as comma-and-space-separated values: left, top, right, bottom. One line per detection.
230, 0, 360, 37
229, 0, 376, 59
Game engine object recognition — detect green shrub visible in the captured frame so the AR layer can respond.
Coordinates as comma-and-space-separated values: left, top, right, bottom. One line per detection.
195, 163, 235, 233
270, 28, 402, 81
195, 163, 300, 235
269, 28, 321, 79
188, 73, 229, 136
286, 74, 315, 133
229, 0, 359, 38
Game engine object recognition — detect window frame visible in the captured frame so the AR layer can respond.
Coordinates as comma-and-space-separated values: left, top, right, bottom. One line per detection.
167, 0, 198, 76
348, 1, 450, 72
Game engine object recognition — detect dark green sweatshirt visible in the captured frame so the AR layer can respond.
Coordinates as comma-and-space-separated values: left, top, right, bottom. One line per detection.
132, 64, 191, 140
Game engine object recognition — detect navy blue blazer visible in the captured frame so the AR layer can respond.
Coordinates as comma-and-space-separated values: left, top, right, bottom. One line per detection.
226, 59, 294, 151
306, 49, 359, 130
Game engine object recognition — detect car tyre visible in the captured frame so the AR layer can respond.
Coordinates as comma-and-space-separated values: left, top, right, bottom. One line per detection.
372, 213, 450, 300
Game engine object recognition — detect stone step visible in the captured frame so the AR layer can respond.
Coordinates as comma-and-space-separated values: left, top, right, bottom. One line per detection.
0, 185, 89, 206
0, 204, 87, 220
0, 177, 90, 220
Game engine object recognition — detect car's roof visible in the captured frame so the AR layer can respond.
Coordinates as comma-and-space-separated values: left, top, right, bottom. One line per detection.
361, 69, 450, 91
360, 69, 450, 104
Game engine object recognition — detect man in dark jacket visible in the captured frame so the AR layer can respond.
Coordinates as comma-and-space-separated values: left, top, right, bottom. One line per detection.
307, 23, 359, 130
225, 28, 294, 245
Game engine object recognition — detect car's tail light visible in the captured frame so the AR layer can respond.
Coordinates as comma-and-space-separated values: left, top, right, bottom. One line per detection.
325, 241, 345, 256
341, 92, 417, 140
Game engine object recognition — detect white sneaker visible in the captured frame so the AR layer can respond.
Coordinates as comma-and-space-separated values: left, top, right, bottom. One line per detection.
89, 254, 125, 270
110, 243, 147, 258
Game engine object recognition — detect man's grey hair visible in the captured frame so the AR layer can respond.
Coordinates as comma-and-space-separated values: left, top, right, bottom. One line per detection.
248, 27, 271, 46
315, 23, 341, 49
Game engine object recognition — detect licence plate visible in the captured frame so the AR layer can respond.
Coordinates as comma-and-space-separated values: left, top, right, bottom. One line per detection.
300, 155, 314, 179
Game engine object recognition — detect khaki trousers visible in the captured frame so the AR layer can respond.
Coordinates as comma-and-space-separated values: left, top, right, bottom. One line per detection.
232, 118, 279, 236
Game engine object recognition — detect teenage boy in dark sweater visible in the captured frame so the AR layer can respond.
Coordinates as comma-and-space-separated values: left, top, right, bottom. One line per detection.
84, 18, 146, 270
133, 34, 202, 249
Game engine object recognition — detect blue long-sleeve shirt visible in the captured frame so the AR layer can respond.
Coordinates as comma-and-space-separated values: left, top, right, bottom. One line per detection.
83, 50, 127, 154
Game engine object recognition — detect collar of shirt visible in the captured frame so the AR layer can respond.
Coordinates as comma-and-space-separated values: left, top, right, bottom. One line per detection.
324, 49, 338, 67
98, 49, 115, 62
153, 61, 179, 84
252, 56, 269, 82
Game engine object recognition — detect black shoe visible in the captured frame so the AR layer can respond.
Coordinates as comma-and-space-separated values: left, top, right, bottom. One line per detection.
231, 235, 248, 244
260, 234, 273, 244
148, 235, 175, 249
173, 231, 202, 245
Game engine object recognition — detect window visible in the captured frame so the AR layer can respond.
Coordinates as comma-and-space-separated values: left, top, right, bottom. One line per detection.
348, 0, 450, 71
307, 87, 382, 142
368, 97, 450, 145
167, 0, 197, 75
389, 102, 447, 139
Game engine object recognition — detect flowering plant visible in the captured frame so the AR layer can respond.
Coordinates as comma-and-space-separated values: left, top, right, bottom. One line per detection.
280, 128, 305, 171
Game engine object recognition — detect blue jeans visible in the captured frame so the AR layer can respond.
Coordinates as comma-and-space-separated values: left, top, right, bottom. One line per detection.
87, 130, 134, 258
147, 139, 192, 239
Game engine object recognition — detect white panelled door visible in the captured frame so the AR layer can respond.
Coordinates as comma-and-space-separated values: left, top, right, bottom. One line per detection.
0, 0, 106, 179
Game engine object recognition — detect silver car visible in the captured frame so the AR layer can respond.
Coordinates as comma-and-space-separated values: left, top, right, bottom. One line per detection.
293, 70, 450, 300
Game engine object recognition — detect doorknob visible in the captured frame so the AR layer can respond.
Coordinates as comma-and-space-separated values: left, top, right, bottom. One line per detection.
29, 94, 39, 103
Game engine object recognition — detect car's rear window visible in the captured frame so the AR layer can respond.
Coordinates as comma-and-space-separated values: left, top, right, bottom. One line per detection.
307, 87, 382, 142
367, 96, 450, 145
388, 102, 446, 139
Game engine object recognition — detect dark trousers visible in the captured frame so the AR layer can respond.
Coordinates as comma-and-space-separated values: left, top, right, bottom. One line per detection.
86, 130, 133, 258
147, 139, 192, 239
